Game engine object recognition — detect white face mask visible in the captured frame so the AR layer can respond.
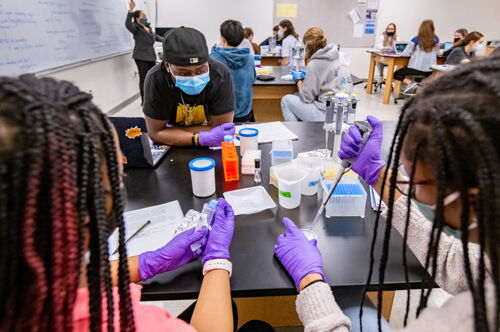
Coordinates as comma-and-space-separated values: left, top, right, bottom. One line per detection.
472, 43, 484, 52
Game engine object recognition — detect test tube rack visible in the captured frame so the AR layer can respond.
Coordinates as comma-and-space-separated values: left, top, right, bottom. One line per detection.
222, 142, 240, 182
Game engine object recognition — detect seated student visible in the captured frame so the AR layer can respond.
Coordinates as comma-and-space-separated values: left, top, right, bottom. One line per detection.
278, 19, 299, 66
244, 27, 260, 55
274, 56, 499, 331
211, 20, 256, 123
445, 31, 484, 65
281, 27, 352, 121
375, 23, 398, 82
394, 19, 440, 92
0, 75, 276, 332
259, 25, 282, 47
443, 28, 468, 57
143, 27, 236, 147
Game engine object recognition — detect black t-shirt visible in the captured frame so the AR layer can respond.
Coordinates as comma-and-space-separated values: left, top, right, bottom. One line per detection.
143, 58, 235, 126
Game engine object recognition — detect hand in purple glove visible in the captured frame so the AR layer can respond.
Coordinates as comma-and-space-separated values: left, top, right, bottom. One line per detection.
202, 198, 234, 264
274, 218, 325, 291
338, 115, 385, 186
139, 227, 208, 281
198, 123, 236, 147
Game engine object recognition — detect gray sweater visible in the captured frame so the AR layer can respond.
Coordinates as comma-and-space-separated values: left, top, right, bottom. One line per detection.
299, 44, 353, 111
296, 196, 496, 331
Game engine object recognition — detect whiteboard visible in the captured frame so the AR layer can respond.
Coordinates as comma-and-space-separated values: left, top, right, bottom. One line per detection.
273, 0, 380, 48
0, 0, 132, 76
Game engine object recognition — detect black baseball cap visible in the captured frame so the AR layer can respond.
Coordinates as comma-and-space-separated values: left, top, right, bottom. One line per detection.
163, 27, 209, 66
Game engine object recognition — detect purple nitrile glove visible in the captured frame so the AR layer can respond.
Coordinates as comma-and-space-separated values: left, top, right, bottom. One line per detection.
198, 123, 236, 147
274, 218, 325, 291
202, 198, 234, 264
139, 227, 208, 281
338, 115, 385, 186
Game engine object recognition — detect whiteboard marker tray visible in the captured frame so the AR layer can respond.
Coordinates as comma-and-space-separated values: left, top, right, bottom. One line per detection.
223, 186, 276, 215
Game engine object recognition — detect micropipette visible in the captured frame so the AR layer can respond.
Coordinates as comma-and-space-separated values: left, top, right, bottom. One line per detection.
310, 121, 373, 228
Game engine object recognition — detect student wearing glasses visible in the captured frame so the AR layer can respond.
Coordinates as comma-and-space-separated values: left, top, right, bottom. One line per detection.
143, 27, 236, 147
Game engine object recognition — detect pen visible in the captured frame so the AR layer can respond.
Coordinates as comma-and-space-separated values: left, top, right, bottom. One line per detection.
112, 220, 151, 255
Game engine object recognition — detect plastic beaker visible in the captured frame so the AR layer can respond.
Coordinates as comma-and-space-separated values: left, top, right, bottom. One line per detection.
239, 128, 259, 157
275, 167, 306, 209
298, 157, 322, 196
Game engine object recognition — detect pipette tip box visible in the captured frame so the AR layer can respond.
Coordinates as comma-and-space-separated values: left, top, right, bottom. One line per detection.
319, 178, 367, 218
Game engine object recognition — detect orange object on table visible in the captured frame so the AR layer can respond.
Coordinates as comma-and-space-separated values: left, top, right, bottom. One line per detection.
221, 136, 239, 182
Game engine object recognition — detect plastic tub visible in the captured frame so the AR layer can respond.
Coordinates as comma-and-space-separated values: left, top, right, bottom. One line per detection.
189, 158, 216, 197
298, 157, 322, 196
271, 139, 293, 166
275, 167, 306, 209
239, 128, 259, 157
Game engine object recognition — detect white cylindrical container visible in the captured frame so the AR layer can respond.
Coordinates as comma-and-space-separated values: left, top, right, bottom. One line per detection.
189, 158, 216, 197
276, 167, 306, 209
239, 128, 259, 157
298, 157, 322, 196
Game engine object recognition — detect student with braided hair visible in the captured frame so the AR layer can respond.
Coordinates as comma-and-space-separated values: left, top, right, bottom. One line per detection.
274, 54, 500, 331
0, 75, 242, 332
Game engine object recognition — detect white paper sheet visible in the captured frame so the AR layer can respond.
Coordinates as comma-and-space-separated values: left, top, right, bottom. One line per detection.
210, 122, 299, 150
353, 24, 364, 38
367, 0, 379, 9
238, 122, 298, 144
108, 201, 184, 260
348, 8, 362, 24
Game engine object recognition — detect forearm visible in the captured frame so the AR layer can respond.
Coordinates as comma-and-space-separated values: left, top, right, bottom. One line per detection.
190, 270, 233, 332
296, 282, 351, 332
110, 256, 141, 286
149, 125, 210, 146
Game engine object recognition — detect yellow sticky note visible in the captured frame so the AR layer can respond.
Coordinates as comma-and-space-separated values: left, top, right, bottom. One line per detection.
276, 3, 297, 18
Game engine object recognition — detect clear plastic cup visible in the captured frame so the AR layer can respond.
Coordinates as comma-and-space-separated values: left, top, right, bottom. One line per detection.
275, 167, 306, 209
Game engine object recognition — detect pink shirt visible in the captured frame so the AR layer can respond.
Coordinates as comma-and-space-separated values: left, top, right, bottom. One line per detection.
73, 284, 196, 332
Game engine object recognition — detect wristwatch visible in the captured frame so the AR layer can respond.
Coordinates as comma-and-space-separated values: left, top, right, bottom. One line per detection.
202, 259, 232, 277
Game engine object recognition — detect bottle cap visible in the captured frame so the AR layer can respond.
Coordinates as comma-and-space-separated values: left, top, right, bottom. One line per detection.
224, 135, 233, 142
254, 158, 261, 168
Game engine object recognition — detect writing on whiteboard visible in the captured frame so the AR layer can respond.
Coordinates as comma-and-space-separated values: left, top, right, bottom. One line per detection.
0, 0, 132, 76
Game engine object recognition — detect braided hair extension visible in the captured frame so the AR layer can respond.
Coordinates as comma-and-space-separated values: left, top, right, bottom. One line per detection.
358, 104, 410, 330
99, 114, 136, 332
0, 75, 135, 331
362, 55, 500, 331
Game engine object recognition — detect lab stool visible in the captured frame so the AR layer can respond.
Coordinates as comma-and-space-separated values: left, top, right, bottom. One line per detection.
394, 75, 427, 104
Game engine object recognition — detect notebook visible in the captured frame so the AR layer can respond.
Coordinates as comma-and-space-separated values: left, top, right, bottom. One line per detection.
109, 117, 170, 168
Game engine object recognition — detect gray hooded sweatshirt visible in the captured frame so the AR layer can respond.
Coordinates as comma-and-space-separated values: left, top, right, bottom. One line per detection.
299, 43, 353, 111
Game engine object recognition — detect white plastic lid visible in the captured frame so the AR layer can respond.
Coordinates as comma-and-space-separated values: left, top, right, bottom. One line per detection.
224, 135, 233, 142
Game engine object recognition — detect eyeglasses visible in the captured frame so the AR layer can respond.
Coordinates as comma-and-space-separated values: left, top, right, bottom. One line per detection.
395, 164, 435, 196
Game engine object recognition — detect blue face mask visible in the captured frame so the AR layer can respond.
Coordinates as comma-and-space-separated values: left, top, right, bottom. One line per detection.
412, 191, 477, 238
140, 18, 149, 25
172, 71, 210, 95
277, 30, 284, 39
472, 44, 483, 52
